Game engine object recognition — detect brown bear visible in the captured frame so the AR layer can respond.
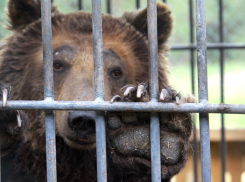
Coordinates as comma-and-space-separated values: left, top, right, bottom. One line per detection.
0, 0, 196, 181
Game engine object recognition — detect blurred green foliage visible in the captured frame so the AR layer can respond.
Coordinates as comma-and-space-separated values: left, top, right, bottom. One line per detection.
0, 0, 10, 39
0, 0, 244, 128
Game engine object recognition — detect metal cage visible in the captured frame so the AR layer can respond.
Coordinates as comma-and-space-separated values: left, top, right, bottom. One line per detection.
1, 0, 245, 182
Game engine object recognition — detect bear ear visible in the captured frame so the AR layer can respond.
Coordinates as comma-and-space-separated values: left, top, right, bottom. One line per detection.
7, 0, 59, 31
121, 2, 173, 45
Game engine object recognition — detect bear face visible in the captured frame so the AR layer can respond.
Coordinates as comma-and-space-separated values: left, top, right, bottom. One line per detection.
0, 0, 195, 181
50, 17, 150, 150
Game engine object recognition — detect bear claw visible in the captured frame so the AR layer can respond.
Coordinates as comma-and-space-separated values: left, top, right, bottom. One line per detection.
1, 88, 22, 127
123, 86, 135, 97
14, 110, 22, 127
175, 96, 180, 105
136, 85, 145, 98
121, 84, 149, 102
110, 95, 122, 103
159, 88, 169, 101
2, 88, 8, 107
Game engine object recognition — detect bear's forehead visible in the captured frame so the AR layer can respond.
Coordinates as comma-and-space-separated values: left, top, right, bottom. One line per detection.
51, 12, 147, 46
51, 30, 136, 64
52, 12, 126, 35
52, 42, 124, 68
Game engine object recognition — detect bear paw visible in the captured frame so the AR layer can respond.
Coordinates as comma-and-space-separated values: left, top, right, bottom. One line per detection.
107, 84, 194, 181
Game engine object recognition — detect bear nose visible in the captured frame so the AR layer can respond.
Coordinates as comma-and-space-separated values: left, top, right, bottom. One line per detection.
67, 111, 96, 136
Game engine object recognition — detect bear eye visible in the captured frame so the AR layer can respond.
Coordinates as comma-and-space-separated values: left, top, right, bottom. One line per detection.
110, 68, 122, 78
53, 62, 64, 71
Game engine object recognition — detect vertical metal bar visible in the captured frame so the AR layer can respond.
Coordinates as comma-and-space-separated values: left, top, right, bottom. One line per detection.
41, 0, 54, 99
92, 0, 107, 182
189, 0, 198, 181
150, 112, 161, 182
148, 0, 159, 103
219, 0, 226, 181
92, 0, 104, 104
78, 0, 83, 10
189, 0, 195, 96
147, 0, 161, 181
107, 0, 111, 14
41, 0, 57, 182
44, 111, 56, 181
95, 111, 107, 182
0, 146, 1, 182
195, 0, 211, 181
136, 0, 140, 9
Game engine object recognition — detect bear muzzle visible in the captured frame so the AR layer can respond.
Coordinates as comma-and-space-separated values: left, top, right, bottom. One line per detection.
67, 111, 96, 145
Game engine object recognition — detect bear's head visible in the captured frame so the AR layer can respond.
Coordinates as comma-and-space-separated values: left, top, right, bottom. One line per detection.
0, 0, 173, 151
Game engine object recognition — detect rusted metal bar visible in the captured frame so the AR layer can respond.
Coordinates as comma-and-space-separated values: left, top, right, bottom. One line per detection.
195, 0, 212, 181
92, 0, 107, 181
41, 0, 57, 181
147, 0, 161, 181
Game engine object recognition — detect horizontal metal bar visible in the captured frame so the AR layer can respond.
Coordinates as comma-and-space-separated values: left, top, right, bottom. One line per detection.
171, 43, 245, 50
1, 43, 245, 50
1, 101, 245, 113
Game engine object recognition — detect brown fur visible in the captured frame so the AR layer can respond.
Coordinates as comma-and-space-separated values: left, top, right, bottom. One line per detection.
0, 1, 193, 182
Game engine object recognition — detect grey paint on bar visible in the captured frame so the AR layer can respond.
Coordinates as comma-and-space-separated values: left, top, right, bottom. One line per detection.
195, 0, 212, 181
1, 101, 245, 113
92, 0, 107, 181
41, 0, 57, 181
147, 0, 161, 181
